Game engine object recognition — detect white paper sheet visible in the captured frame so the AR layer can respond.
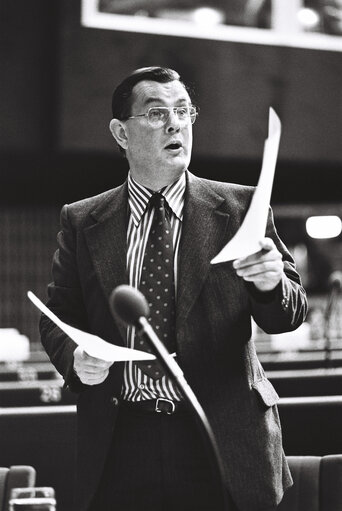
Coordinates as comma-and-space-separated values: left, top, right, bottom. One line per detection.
27, 291, 156, 362
211, 108, 281, 264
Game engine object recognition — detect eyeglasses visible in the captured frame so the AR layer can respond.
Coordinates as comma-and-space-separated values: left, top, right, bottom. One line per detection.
124, 105, 198, 129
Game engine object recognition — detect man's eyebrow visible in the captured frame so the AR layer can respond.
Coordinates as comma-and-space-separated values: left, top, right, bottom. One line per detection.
143, 96, 190, 106
143, 97, 161, 106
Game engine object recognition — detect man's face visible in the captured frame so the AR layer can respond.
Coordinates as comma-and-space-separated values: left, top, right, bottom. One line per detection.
122, 80, 193, 189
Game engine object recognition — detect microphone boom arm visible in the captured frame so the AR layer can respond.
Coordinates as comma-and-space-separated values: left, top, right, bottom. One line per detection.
110, 284, 230, 509
136, 316, 229, 510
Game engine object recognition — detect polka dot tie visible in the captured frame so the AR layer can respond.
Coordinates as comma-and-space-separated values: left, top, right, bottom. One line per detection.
135, 193, 176, 380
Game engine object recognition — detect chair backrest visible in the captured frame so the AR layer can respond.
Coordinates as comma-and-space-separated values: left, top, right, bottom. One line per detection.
278, 455, 342, 511
0, 466, 36, 511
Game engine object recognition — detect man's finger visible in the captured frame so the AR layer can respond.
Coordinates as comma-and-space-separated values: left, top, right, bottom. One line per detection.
78, 368, 110, 385
236, 261, 282, 278
81, 350, 112, 368
241, 271, 282, 282
234, 248, 280, 269
259, 237, 276, 252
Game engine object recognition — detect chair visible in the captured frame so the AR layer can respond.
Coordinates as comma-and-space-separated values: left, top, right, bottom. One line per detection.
0, 465, 36, 511
278, 455, 342, 510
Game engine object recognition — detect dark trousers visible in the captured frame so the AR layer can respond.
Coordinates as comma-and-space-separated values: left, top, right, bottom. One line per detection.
89, 403, 238, 511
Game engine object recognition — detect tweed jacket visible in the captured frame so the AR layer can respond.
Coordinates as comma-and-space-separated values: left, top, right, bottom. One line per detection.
40, 170, 307, 511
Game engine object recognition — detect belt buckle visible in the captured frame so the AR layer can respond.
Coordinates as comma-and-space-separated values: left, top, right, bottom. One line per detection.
155, 398, 175, 415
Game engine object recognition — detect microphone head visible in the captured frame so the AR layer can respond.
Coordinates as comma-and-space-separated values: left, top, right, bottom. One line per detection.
110, 285, 150, 327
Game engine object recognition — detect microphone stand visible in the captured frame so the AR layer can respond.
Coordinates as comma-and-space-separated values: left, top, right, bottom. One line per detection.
136, 316, 229, 511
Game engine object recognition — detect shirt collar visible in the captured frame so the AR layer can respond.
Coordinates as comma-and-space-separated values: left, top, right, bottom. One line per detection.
128, 171, 186, 227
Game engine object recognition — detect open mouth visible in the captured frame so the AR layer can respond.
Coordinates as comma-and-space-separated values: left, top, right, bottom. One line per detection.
165, 142, 182, 150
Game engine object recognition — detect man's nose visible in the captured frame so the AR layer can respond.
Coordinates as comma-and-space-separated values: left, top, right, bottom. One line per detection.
166, 109, 180, 132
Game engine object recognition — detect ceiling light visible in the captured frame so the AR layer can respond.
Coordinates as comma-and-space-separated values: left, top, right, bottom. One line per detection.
306, 215, 342, 239
297, 8, 321, 31
192, 7, 225, 26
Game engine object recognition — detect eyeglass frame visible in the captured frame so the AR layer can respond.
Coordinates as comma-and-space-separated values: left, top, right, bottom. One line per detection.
122, 105, 198, 128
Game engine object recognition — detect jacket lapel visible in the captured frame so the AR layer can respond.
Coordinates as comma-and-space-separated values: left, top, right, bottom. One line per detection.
83, 181, 128, 343
82, 174, 234, 340
176, 172, 231, 327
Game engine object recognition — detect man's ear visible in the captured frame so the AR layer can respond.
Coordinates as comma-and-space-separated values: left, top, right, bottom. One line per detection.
109, 119, 128, 150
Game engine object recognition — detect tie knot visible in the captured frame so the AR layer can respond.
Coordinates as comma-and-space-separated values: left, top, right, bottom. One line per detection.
150, 193, 165, 210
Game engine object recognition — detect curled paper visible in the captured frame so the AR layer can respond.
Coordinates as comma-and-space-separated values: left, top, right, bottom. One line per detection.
27, 291, 155, 362
211, 108, 281, 264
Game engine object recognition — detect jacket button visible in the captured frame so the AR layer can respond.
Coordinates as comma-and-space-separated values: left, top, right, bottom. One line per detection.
110, 396, 119, 406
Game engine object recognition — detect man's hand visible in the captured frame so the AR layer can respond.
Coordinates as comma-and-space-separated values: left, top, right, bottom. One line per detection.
233, 238, 284, 292
73, 346, 113, 385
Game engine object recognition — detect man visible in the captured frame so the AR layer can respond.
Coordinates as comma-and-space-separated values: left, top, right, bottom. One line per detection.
40, 67, 307, 511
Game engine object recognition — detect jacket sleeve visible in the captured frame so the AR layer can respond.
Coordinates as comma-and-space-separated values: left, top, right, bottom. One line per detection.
246, 207, 308, 334
39, 204, 89, 393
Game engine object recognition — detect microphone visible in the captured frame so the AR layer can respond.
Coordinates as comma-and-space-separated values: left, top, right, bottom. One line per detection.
324, 271, 342, 367
110, 285, 184, 380
111, 285, 149, 327
110, 284, 228, 510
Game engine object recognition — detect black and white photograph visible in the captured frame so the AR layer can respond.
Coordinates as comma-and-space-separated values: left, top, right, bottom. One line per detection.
1, 1, 342, 510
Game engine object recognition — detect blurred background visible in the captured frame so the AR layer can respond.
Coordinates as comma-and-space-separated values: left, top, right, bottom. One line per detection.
0, 1, 342, 509
1, 0, 341, 356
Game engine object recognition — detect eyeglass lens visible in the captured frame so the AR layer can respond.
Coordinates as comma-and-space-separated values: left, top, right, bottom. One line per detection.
148, 107, 196, 126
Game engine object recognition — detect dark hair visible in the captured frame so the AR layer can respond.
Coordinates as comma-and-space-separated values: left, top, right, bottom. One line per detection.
111, 66, 190, 120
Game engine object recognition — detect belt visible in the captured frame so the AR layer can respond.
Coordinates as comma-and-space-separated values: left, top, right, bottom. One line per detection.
120, 398, 187, 415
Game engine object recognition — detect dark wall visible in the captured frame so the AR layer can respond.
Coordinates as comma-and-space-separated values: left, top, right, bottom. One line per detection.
0, 0, 58, 154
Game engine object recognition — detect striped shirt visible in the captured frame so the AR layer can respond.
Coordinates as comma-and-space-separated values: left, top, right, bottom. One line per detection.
121, 171, 186, 401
